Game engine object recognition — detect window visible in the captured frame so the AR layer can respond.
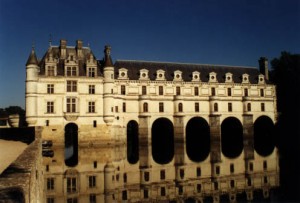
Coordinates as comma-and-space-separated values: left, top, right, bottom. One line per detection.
260, 89, 264, 97
123, 173, 127, 183
211, 87, 216, 96
142, 86, 147, 95
214, 103, 218, 112
88, 102, 95, 113
47, 84, 54, 94
196, 167, 201, 177
93, 120, 97, 128
244, 88, 248, 97
216, 166, 220, 175
176, 86, 181, 95
194, 87, 199, 96
247, 103, 251, 111
230, 180, 235, 188
47, 66, 55, 76
144, 172, 149, 182
47, 178, 54, 190
66, 67, 77, 76
121, 85, 126, 95
46, 165, 49, 172
47, 102, 54, 113
228, 88, 232, 96
46, 120, 49, 126
197, 184, 201, 193
66, 98, 76, 113
47, 197, 54, 203
178, 103, 183, 112
93, 161, 97, 169
67, 198, 77, 203
159, 102, 164, 112
247, 178, 252, 186
89, 85, 95, 94
178, 186, 183, 195
228, 103, 232, 112
264, 176, 268, 184
230, 164, 234, 173
261, 103, 265, 111
160, 170, 165, 180
180, 169, 184, 179
89, 194, 96, 203
263, 161, 267, 170
88, 68, 96, 77
159, 86, 163, 95
122, 102, 126, 112
195, 103, 199, 112
115, 106, 118, 113
89, 176, 96, 188
144, 189, 149, 199
67, 177, 77, 193
161, 187, 166, 196
122, 190, 127, 200
67, 81, 77, 92
214, 182, 218, 190
143, 102, 148, 112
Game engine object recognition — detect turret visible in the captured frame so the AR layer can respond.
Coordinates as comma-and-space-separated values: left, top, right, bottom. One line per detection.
258, 57, 269, 80
104, 162, 115, 203
103, 45, 115, 125
25, 47, 39, 126
60, 39, 67, 59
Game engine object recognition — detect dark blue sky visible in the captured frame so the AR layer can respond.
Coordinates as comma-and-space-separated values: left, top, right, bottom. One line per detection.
0, 0, 299, 108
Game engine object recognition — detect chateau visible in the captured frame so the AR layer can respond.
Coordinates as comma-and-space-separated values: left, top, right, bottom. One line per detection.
25, 40, 279, 203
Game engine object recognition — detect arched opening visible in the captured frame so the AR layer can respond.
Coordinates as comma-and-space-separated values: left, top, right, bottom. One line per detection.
254, 116, 275, 156
186, 117, 210, 162
152, 118, 174, 164
221, 117, 243, 158
127, 120, 139, 164
65, 123, 78, 167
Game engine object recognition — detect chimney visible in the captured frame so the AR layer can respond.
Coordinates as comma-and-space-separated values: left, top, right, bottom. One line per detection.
60, 39, 67, 58
76, 40, 83, 58
258, 57, 269, 80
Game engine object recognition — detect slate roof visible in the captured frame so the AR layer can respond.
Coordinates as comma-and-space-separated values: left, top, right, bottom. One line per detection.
38, 46, 103, 76
114, 60, 269, 84
26, 48, 39, 66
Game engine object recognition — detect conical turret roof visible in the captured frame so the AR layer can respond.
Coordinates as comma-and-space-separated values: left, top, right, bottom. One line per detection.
26, 48, 38, 66
103, 45, 113, 67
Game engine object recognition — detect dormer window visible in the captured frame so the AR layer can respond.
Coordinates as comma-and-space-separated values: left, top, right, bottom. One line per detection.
192, 71, 200, 82
209, 72, 217, 83
139, 69, 149, 80
173, 70, 182, 81
242, 74, 249, 83
258, 74, 265, 84
118, 68, 128, 79
46, 66, 56, 76
66, 67, 77, 76
225, 73, 233, 83
156, 69, 165, 80
87, 67, 96, 77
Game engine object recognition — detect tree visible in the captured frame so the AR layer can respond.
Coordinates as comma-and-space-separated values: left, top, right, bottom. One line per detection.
270, 52, 300, 201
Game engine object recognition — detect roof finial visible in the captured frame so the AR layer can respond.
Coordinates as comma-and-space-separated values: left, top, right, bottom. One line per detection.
49, 34, 52, 47
32, 41, 35, 50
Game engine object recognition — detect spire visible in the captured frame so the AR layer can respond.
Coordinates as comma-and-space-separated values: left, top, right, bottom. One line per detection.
26, 46, 38, 66
104, 45, 113, 67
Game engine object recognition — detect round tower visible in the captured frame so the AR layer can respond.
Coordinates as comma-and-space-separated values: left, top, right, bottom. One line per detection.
103, 45, 115, 125
104, 162, 115, 203
25, 47, 39, 126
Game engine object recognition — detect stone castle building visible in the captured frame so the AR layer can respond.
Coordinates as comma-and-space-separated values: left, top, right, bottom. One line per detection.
25, 39, 279, 203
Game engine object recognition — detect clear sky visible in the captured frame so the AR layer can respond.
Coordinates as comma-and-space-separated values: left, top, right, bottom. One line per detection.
0, 0, 299, 108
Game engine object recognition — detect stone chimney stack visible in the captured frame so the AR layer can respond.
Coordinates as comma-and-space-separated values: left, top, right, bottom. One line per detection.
60, 39, 67, 59
76, 40, 83, 58
258, 57, 269, 80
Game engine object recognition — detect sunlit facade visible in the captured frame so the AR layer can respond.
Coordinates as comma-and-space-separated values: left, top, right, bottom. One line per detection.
25, 39, 279, 203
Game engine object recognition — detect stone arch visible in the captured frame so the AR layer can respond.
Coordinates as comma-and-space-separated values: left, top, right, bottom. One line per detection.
221, 117, 244, 158
151, 117, 174, 164
127, 120, 139, 164
254, 116, 275, 156
65, 123, 78, 167
186, 117, 210, 162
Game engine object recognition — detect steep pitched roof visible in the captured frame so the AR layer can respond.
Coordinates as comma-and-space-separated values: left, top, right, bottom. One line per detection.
114, 60, 268, 84
26, 48, 39, 66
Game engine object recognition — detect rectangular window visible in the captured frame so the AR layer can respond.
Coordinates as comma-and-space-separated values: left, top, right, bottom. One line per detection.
66, 67, 77, 76
197, 167, 201, 177
67, 197, 77, 203
159, 86, 163, 95
228, 88, 232, 96
88, 68, 96, 77
47, 84, 54, 94
247, 103, 251, 111
230, 180, 235, 188
159, 102, 164, 112
121, 85, 126, 95
195, 103, 200, 112
230, 164, 234, 174
144, 189, 149, 199
67, 177, 77, 193
211, 87, 216, 96
89, 85, 95, 94
142, 86, 147, 95
244, 88, 248, 97
122, 102, 126, 112
46, 120, 49, 126
115, 106, 118, 113
47, 66, 55, 76
88, 102, 95, 113
89, 176, 96, 188
161, 187, 166, 196
160, 170, 165, 180
214, 182, 218, 190
194, 87, 199, 96
261, 103, 265, 111
47, 178, 54, 190
93, 120, 97, 128
249, 162, 253, 171
123, 173, 127, 183
47, 197, 55, 203
178, 186, 183, 195
66, 98, 76, 113
67, 81, 77, 92
47, 102, 54, 113
260, 89, 264, 97
264, 176, 268, 184
216, 166, 220, 175
89, 194, 96, 203
122, 190, 127, 200
228, 103, 232, 112
93, 161, 97, 169
197, 184, 201, 193
176, 86, 181, 95
263, 161, 267, 170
